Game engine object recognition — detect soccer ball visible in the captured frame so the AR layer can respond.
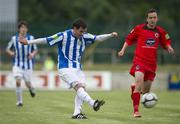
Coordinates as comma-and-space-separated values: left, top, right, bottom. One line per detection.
141, 92, 158, 108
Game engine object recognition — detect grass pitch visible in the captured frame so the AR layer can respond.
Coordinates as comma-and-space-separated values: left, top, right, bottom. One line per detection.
0, 90, 180, 124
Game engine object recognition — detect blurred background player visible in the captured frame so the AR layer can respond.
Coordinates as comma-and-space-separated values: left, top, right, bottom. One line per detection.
19, 17, 118, 119
118, 8, 174, 117
6, 20, 38, 107
43, 54, 55, 71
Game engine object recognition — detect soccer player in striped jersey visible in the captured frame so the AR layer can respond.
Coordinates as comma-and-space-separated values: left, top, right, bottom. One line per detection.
19, 18, 118, 119
6, 20, 38, 107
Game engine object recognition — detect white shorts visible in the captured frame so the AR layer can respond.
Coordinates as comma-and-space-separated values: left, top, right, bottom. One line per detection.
13, 66, 32, 82
58, 68, 86, 88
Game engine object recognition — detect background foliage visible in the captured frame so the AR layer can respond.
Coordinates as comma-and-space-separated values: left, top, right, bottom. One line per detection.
19, 0, 180, 49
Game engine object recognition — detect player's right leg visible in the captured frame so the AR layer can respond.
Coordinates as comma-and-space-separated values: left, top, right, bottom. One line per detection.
132, 71, 144, 117
73, 95, 84, 117
131, 83, 136, 99
13, 66, 23, 107
15, 77, 23, 107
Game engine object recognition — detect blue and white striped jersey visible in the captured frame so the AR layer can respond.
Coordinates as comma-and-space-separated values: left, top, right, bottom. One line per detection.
46, 29, 96, 69
7, 34, 37, 70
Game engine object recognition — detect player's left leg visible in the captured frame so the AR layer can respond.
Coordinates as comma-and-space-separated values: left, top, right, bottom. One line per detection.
74, 83, 105, 112
141, 70, 155, 94
24, 70, 35, 97
25, 81, 35, 97
141, 80, 153, 94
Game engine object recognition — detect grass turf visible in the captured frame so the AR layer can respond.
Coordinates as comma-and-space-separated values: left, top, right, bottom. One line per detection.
0, 90, 180, 124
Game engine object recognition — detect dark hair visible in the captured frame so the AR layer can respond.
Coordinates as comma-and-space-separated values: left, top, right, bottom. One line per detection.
18, 20, 28, 29
72, 17, 87, 29
146, 8, 157, 17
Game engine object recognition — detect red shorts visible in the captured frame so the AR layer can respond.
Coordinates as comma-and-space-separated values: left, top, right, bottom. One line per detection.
129, 63, 156, 81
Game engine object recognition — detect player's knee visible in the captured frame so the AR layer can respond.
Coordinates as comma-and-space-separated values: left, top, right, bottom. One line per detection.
73, 83, 84, 91
141, 89, 150, 94
16, 81, 21, 87
136, 77, 144, 84
25, 81, 31, 88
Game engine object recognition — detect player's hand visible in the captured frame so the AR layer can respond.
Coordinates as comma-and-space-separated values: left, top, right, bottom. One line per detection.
19, 37, 28, 45
111, 32, 119, 39
9, 51, 15, 57
118, 50, 125, 57
167, 45, 174, 54
28, 53, 35, 59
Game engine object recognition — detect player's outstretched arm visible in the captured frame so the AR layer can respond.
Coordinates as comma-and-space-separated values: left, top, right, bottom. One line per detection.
95, 32, 119, 42
19, 37, 47, 45
118, 42, 128, 57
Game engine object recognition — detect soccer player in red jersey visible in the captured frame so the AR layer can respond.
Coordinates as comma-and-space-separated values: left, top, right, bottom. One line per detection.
118, 8, 174, 117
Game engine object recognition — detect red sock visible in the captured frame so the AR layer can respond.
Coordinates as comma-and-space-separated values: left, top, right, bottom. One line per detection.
131, 84, 135, 99
132, 92, 140, 113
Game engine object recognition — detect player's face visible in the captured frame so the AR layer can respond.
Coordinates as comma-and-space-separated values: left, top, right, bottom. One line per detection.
146, 12, 158, 29
73, 27, 87, 38
19, 25, 28, 36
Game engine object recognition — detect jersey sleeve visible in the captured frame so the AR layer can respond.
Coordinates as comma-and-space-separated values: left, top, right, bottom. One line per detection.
125, 26, 139, 45
158, 28, 171, 49
6, 37, 14, 51
83, 33, 96, 45
46, 32, 64, 46
31, 44, 38, 52
29, 35, 38, 51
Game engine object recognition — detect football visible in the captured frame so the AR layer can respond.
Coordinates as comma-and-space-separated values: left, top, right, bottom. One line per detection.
141, 92, 158, 108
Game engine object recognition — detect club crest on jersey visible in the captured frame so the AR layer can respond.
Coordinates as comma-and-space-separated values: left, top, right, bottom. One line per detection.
136, 65, 140, 70
146, 38, 155, 46
154, 33, 159, 38
165, 34, 170, 40
51, 34, 59, 40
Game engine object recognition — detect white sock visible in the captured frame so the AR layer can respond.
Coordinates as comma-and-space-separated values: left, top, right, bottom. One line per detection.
77, 87, 95, 107
73, 95, 83, 116
16, 87, 22, 103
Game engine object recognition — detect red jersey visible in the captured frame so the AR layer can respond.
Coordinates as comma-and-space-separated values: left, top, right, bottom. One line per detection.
126, 24, 171, 71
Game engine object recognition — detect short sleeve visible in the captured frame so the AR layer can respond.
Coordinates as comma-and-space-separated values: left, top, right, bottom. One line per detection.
6, 37, 14, 50
32, 44, 38, 51
125, 26, 139, 45
46, 32, 64, 46
83, 33, 96, 45
158, 28, 171, 49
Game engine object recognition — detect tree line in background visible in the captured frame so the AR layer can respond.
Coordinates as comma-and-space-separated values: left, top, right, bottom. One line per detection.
19, 0, 180, 50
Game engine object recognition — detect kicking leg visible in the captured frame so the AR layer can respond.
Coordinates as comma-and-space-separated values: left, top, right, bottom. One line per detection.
141, 80, 152, 94
74, 83, 105, 111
